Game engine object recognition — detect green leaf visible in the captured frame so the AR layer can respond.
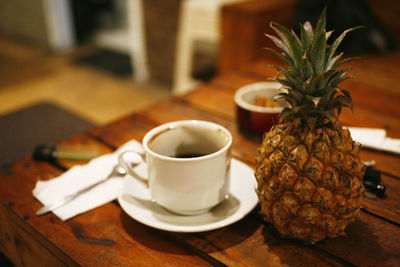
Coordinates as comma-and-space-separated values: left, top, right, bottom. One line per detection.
324, 111, 338, 127
334, 95, 352, 106
265, 34, 292, 58
326, 69, 349, 86
332, 75, 353, 85
276, 77, 295, 88
274, 66, 303, 90
279, 108, 294, 121
326, 26, 363, 64
263, 47, 293, 67
291, 88, 307, 103
336, 106, 342, 117
292, 105, 304, 113
299, 56, 314, 80
274, 93, 297, 107
338, 88, 353, 106
303, 21, 314, 39
332, 56, 361, 70
313, 87, 330, 98
326, 52, 343, 70
317, 87, 339, 107
325, 30, 334, 41
314, 7, 327, 41
321, 69, 337, 87
339, 88, 351, 98
307, 73, 325, 95
292, 29, 303, 53
330, 95, 353, 111
270, 22, 303, 63
297, 95, 316, 108
300, 23, 312, 55
311, 30, 326, 74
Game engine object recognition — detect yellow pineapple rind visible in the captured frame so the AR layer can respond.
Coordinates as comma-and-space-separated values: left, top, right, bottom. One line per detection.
255, 122, 365, 244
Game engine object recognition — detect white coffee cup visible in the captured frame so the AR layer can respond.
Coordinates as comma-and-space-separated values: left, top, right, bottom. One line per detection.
118, 120, 232, 215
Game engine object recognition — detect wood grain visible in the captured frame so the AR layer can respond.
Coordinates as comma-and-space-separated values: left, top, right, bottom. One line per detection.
128, 98, 400, 265
0, 137, 213, 266
1, 51, 400, 266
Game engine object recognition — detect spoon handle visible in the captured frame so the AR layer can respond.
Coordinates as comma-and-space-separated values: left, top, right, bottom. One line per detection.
36, 176, 110, 216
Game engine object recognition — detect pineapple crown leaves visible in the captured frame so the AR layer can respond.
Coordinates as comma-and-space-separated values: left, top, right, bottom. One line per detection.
265, 8, 362, 129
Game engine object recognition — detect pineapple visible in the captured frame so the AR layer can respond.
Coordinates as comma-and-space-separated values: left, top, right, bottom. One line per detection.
255, 9, 365, 243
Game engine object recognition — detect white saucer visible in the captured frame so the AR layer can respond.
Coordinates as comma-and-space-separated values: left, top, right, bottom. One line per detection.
118, 158, 258, 232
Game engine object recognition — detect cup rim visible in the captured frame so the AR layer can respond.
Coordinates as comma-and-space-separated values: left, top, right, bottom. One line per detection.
142, 120, 232, 161
234, 81, 284, 113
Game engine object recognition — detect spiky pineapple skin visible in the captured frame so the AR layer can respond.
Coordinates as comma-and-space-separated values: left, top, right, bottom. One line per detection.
255, 122, 365, 243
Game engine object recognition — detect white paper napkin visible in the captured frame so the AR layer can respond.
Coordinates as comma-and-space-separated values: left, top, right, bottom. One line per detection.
347, 127, 400, 154
33, 140, 146, 221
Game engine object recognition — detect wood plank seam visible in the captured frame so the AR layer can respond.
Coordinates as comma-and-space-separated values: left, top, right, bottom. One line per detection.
381, 171, 400, 181
307, 244, 358, 267
164, 232, 228, 267
38, 136, 224, 266
249, 208, 357, 266
0, 202, 78, 266
360, 208, 400, 227
175, 97, 233, 122
63, 91, 400, 265
173, 86, 400, 227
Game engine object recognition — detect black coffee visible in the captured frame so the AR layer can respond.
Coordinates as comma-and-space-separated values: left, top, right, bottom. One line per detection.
173, 153, 207, 158
148, 125, 228, 159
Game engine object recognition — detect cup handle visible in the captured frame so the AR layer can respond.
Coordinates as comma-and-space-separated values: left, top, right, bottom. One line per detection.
118, 150, 148, 185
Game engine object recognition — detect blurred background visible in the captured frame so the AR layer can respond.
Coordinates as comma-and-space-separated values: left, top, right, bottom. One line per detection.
0, 0, 399, 264
0, 0, 399, 125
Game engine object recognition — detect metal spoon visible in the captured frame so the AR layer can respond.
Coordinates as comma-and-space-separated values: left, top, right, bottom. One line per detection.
36, 164, 127, 216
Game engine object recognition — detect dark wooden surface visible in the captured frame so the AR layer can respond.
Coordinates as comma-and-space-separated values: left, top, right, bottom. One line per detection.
1, 52, 400, 266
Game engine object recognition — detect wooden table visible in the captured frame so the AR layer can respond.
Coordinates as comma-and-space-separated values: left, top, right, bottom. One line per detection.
1, 52, 400, 266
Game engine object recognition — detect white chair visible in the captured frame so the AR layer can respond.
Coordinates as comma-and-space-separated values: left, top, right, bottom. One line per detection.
172, 0, 245, 95
94, 0, 149, 83
127, 0, 149, 82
